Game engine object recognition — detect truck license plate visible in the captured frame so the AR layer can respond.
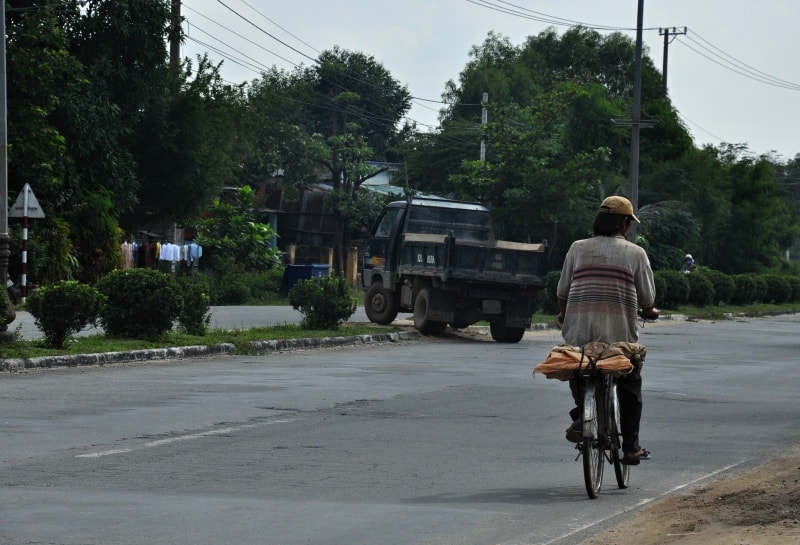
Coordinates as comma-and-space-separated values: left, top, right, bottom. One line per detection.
482, 300, 502, 314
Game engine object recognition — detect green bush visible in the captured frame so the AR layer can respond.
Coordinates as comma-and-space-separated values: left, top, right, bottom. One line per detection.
241, 268, 285, 301
26, 281, 106, 348
538, 270, 562, 314
176, 276, 211, 336
217, 278, 251, 305
788, 276, 800, 303
761, 274, 793, 304
96, 269, 182, 339
731, 274, 769, 305
289, 272, 356, 329
654, 270, 690, 309
686, 272, 715, 307
696, 268, 735, 305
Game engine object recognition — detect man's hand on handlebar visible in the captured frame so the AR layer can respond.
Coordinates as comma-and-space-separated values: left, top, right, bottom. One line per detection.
639, 307, 659, 321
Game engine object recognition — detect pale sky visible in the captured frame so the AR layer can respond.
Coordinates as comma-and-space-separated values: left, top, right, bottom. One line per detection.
182, 0, 800, 161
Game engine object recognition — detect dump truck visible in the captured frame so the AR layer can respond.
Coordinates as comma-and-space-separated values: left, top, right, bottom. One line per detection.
361, 197, 547, 343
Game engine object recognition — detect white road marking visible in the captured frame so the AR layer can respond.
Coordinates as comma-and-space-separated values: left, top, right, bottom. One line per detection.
76, 418, 296, 459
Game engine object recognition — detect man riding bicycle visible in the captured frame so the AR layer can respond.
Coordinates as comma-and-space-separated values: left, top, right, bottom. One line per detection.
556, 196, 659, 466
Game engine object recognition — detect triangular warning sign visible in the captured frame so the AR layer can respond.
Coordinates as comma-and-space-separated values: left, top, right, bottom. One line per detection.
9, 183, 45, 218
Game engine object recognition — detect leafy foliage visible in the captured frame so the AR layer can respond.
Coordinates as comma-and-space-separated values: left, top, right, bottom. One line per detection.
654, 270, 690, 309
696, 268, 736, 305
731, 274, 768, 305
4, 9, 800, 289
761, 274, 793, 304
96, 269, 182, 339
175, 276, 211, 336
686, 272, 715, 307
195, 186, 282, 272
26, 281, 106, 348
289, 273, 357, 330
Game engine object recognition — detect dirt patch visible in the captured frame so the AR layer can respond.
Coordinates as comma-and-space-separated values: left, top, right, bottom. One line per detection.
579, 445, 800, 545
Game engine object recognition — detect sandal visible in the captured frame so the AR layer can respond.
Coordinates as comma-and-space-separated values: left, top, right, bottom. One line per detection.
621, 448, 652, 465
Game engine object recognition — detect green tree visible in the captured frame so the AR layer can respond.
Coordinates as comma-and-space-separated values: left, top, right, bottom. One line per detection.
6, 1, 84, 282
194, 186, 282, 272
131, 54, 245, 225
302, 48, 412, 268
715, 147, 799, 273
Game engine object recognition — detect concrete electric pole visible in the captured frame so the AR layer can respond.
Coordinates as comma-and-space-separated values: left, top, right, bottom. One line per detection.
659, 26, 687, 97
629, 0, 644, 225
0, 1, 17, 341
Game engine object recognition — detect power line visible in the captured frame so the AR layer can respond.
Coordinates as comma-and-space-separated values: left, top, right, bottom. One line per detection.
183, 0, 467, 132
677, 31, 800, 91
463, 0, 658, 32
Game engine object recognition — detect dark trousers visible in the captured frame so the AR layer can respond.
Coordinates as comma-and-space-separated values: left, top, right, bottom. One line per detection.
569, 374, 643, 453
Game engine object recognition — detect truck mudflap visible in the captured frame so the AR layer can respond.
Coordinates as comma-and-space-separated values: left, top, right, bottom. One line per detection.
425, 288, 455, 323
504, 314, 532, 328
501, 297, 535, 328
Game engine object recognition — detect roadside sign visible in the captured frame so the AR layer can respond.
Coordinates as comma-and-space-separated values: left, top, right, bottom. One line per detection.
9, 183, 45, 218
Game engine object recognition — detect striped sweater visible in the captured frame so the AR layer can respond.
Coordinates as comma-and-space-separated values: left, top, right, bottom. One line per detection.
557, 235, 655, 346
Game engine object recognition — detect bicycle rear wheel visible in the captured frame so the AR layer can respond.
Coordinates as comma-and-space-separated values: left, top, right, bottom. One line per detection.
582, 383, 603, 499
609, 382, 630, 489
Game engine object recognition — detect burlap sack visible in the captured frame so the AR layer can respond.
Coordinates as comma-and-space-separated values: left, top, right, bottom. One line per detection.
533, 341, 647, 381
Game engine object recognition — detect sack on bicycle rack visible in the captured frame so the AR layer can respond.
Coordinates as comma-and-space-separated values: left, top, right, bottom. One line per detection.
533, 341, 647, 381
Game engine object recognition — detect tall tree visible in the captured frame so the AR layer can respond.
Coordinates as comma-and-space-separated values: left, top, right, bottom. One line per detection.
303, 47, 412, 269
131, 54, 245, 226
714, 146, 799, 273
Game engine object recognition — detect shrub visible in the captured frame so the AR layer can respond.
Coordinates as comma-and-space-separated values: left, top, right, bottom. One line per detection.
176, 276, 211, 336
686, 272, 715, 307
289, 272, 356, 329
217, 278, 251, 305
96, 269, 182, 339
654, 270, 689, 309
731, 274, 770, 305
26, 281, 106, 348
538, 270, 562, 314
696, 268, 735, 305
788, 276, 800, 303
761, 274, 793, 304
242, 268, 285, 301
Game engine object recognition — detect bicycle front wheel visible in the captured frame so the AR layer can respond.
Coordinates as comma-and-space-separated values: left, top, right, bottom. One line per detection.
609, 382, 630, 489
582, 383, 603, 499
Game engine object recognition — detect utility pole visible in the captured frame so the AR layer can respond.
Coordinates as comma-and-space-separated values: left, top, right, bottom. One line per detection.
480, 92, 488, 162
171, 0, 181, 65
170, 0, 181, 247
629, 0, 644, 232
0, 1, 16, 342
659, 26, 687, 97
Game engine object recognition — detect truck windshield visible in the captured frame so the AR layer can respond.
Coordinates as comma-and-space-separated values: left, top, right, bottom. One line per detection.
405, 205, 492, 242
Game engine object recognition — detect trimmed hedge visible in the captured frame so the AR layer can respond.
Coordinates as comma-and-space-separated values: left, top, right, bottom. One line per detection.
289, 272, 356, 330
761, 274, 793, 304
26, 281, 106, 348
686, 273, 715, 307
97, 269, 183, 339
654, 270, 690, 309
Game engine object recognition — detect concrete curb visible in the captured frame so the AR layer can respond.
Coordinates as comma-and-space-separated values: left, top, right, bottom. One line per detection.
1, 330, 422, 372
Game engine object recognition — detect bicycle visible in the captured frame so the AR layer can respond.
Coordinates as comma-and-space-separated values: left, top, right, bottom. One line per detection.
574, 356, 628, 499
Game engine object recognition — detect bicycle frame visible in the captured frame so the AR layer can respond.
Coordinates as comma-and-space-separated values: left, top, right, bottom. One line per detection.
576, 366, 629, 499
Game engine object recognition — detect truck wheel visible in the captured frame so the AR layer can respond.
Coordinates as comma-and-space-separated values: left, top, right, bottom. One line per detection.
490, 322, 525, 343
413, 287, 447, 335
364, 282, 399, 325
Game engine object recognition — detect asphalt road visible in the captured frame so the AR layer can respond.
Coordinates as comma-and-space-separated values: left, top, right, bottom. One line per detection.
1, 314, 799, 545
